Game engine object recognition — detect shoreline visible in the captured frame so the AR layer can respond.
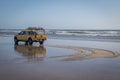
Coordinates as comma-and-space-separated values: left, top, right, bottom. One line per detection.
1, 35, 120, 44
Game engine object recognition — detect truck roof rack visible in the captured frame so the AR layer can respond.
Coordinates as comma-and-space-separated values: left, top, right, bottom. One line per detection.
27, 27, 45, 30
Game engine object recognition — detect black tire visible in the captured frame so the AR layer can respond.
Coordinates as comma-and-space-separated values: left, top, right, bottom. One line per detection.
14, 37, 18, 45
28, 38, 33, 45
39, 40, 44, 45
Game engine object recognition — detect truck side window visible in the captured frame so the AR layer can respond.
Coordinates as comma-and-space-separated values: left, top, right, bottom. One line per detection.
28, 31, 37, 35
19, 31, 26, 35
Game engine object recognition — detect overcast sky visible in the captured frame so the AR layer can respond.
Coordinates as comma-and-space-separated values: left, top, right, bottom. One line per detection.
0, 0, 120, 29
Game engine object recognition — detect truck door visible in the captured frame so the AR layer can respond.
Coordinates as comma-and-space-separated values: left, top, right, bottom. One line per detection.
21, 31, 28, 41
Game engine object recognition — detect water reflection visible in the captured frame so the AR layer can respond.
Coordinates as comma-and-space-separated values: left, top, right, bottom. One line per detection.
14, 45, 46, 61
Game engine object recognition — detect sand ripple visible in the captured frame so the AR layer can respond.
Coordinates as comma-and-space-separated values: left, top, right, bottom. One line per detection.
48, 45, 119, 61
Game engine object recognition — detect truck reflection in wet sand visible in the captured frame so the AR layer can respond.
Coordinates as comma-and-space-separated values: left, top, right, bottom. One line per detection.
14, 45, 46, 61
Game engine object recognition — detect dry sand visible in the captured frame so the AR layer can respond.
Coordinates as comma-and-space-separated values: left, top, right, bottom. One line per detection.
48, 45, 119, 61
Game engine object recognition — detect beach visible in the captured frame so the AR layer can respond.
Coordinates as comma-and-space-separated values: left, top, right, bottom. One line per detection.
0, 0, 120, 79
0, 35, 120, 80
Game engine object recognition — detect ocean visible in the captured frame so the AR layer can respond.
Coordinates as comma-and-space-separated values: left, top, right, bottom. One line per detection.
0, 29, 120, 42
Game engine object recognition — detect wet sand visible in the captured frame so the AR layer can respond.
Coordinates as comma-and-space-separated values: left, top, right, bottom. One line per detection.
1, 36, 120, 80
48, 45, 119, 61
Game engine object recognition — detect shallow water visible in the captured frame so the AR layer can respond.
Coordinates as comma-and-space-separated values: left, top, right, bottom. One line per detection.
0, 36, 120, 80
0, 37, 75, 63
46, 39, 120, 53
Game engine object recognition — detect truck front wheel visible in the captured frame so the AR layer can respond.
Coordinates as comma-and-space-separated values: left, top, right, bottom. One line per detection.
14, 37, 18, 45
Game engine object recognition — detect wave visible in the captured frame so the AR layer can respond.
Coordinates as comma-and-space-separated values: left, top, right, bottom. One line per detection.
47, 30, 120, 37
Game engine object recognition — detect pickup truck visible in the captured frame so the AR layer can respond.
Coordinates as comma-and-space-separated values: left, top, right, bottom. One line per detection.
14, 27, 47, 45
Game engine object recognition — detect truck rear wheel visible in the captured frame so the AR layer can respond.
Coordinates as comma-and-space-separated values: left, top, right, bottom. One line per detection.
39, 40, 44, 45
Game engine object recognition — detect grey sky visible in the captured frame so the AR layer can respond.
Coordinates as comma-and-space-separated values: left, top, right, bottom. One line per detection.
0, 0, 120, 29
